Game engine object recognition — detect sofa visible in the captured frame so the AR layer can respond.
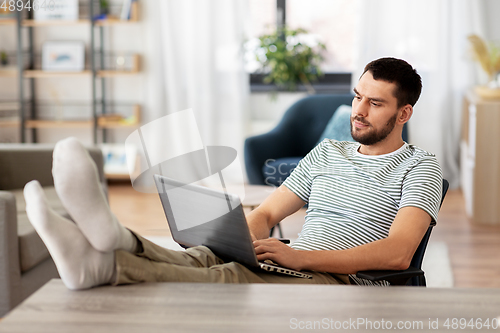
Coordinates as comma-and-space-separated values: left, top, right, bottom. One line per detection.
0, 145, 106, 317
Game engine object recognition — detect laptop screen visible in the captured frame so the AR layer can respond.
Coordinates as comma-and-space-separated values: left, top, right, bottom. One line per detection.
154, 174, 259, 267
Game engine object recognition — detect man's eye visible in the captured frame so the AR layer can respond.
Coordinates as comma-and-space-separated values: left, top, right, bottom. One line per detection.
355, 96, 361, 100
371, 102, 379, 106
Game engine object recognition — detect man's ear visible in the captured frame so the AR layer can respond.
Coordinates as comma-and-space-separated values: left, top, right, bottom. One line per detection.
398, 105, 413, 125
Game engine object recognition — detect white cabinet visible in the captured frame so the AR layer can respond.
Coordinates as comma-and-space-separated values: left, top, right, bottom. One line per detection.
460, 90, 500, 225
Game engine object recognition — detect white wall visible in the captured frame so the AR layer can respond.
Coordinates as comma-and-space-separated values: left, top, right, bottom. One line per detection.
483, 0, 500, 41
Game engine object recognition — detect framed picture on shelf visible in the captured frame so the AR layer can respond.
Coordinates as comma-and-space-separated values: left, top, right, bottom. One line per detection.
100, 144, 139, 180
42, 41, 85, 71
34, 0, 79, 21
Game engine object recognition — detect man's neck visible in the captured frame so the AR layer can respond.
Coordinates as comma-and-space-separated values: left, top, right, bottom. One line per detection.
358, 139, 405, 156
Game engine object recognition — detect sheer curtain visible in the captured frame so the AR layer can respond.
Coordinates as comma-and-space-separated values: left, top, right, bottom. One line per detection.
352, 0, 485, 189
141, 0, 250, 185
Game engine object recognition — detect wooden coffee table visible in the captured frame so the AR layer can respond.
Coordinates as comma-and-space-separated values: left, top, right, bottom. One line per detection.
1, 279, 499, 332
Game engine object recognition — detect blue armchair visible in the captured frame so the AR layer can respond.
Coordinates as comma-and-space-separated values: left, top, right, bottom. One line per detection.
244, 94, 408, 185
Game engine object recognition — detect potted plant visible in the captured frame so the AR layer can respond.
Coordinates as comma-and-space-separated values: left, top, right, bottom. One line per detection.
468, 34, 500, 98
249, 26, 326, 94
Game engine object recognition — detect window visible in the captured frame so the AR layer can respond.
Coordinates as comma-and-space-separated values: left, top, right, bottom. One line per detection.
247, 0, 356, 92
287, 0, 356, 73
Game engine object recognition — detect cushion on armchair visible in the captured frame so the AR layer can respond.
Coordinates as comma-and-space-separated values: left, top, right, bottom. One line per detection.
316, 104, 354, 145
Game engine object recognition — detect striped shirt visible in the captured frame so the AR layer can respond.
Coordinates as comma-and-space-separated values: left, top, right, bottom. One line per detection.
283, 139, 443, 286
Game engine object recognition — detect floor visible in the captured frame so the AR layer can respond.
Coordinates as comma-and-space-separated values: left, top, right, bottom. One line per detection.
108, 183, 500, 288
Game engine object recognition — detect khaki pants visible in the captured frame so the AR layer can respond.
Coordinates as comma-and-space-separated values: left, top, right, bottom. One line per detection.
112, 233, 350, 285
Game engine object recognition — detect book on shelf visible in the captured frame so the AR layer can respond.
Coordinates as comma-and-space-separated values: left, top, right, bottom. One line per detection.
0, 3, 16, 18
120, 0, 131, 20
0, 13, 16, 19
120, 0, 138, 21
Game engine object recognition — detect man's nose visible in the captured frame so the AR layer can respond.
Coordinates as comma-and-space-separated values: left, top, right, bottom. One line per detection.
354, 99, 368, 117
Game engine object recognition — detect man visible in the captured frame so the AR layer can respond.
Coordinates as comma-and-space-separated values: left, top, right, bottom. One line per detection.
24, 57, 442, 289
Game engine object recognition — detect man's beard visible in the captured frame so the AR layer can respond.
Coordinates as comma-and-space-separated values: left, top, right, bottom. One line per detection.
350, 113, 398, 146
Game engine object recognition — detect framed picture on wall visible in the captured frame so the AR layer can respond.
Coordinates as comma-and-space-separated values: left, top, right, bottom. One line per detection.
42, 41, 85, 71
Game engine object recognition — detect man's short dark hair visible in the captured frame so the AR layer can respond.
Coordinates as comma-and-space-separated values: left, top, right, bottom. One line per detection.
362, 57, 422, 108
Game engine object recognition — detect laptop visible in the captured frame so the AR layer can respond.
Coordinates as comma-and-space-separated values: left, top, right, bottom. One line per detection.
153, 174, 312, 279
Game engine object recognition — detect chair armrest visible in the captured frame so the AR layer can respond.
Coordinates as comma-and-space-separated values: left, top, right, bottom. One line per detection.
356, 266, 424, 286
244, 129, 301, 185
0, 146, 55, 190
0, 191, 22, 316
0, 145, 107, 199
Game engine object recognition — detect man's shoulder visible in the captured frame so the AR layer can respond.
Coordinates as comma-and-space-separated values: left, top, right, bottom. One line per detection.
406, 144, 435, 156
402, 144, 442, 176
404, 144, 439, 163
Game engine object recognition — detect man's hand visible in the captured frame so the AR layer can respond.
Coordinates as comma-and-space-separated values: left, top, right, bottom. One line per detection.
253, 238, 304, 271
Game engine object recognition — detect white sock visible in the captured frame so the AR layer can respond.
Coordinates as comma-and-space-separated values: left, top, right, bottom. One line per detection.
24, 180, 115, 290
52, 137, 137, 253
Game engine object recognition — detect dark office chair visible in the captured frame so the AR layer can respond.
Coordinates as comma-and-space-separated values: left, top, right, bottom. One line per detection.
356, 179, 450, 286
